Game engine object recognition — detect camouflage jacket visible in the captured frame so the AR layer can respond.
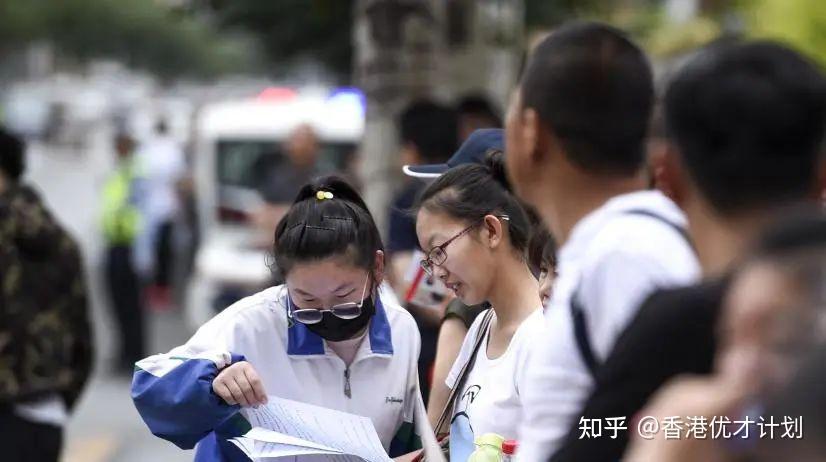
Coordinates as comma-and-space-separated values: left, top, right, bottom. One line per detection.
0, 184, 93, 409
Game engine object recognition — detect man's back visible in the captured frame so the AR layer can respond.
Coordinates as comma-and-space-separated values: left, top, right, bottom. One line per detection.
549, 278, 727, 461
517, 190, 700, 460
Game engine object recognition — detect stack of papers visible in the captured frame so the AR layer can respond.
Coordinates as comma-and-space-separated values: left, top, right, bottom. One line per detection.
230, 396, 393, 462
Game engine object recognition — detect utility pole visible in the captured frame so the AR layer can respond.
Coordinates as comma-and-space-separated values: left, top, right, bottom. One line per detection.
354, 0, 523, 234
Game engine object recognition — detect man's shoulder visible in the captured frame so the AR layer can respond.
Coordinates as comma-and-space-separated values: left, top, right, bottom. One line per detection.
640, 278, 728, 320
612, 277, 729, 355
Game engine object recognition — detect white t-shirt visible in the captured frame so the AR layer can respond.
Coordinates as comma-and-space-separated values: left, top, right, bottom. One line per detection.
446, 308, 544, 461
517, 190, 700, 461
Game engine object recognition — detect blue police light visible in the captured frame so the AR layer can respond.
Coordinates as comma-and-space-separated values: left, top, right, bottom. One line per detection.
327, 88, 366, 116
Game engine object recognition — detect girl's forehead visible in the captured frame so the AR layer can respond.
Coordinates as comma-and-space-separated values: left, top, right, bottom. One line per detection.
286, 258, 366, 292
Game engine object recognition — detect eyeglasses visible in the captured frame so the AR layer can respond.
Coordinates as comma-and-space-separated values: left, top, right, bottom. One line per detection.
420, 215, 510, 276
288, 273, 371, 325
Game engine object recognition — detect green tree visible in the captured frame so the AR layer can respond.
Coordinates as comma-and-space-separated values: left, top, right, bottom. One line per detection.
207, 0, 355, 81
739, 0, 826, 68
0, 0, 256, 78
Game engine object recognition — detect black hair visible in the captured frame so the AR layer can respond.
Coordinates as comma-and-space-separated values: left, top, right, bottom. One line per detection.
527, 225, 557, 277
519, 21, 654, 176
416, 151, 531, 254
750, 207, 826, 261
398, 99, 458, 163
0, 127, 25, 181
743, 207, 826, 303
456, 94, 502, 127
273, 176, 384, 278
664, 41, 826, 216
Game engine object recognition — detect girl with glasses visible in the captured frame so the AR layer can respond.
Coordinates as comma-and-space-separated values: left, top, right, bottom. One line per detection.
132, 176, 426, 461
415, 152, 544, 461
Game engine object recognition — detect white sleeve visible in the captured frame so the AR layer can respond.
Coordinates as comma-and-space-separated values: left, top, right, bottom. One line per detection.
516, 306, 593, 461
517, 242, 698, 460
580, 248, 697, 360
444, 310, 487, 390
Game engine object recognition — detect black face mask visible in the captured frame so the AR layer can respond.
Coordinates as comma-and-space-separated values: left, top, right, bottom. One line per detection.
305, 296, 376, 342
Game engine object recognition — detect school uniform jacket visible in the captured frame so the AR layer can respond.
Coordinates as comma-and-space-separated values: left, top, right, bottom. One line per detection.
131, 285, 423, 461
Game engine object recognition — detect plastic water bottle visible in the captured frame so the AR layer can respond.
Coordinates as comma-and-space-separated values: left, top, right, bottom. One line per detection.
501, 440, 518, 462
468, 433, 505, 462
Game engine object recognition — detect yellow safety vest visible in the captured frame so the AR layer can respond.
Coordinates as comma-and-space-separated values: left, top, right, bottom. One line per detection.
101, 160, 142, 244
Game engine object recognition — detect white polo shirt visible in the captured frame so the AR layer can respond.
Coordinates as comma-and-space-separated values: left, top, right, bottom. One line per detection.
516, 190, 700, 461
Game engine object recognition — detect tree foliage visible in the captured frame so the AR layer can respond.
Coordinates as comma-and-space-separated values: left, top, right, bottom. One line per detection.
207, 0, 355, 81
0, 0, 256, 78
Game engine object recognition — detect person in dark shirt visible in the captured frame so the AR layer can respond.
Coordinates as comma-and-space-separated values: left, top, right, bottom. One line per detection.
627, 210, 826, 462
0, 128, 93, 462
550, 40, 826, 461
388, 100, 457, 404
255, 124, 321, 233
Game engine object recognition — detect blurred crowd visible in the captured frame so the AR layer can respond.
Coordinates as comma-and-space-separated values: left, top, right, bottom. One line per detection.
1, 18, 826, 462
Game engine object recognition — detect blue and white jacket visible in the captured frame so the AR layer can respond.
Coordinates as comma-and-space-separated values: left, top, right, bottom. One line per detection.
131, 285, 424, 461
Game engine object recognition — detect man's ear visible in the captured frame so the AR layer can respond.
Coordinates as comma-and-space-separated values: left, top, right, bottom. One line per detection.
653, 143, 689, 207
522, 108, 544, 166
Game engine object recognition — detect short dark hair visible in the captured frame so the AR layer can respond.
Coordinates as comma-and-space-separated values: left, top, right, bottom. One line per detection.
751, 207, 826, 262
519, 21, 654, 175
0, 127, 25, 181
456, 94, 502, 127
416, 151, 532, 254
665, 41, 826, 216
398, 100, 458, 163
273, 176, 384, 278
528, 225, 557, 277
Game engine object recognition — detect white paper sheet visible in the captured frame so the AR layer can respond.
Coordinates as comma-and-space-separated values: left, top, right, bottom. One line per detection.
231, 396, 393, 462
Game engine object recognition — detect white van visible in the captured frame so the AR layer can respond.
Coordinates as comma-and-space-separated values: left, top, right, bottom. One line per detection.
186, 88, 364, 329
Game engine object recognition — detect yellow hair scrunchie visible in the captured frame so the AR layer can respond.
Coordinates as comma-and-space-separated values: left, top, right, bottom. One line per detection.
315, 190, 334, 201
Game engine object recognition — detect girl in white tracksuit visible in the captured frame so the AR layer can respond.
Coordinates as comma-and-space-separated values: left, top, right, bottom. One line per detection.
131, 177, 425, 461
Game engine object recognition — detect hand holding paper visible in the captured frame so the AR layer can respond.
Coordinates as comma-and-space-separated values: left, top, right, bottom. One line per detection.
229, 396, 392, 462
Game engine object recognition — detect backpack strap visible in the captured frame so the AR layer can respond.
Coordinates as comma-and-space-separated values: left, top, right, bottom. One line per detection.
570, 209, 694, 378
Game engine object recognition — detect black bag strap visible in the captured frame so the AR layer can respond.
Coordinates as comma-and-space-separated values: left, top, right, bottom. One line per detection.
434, 308, 494, 436
570, 209, 694, 378
570, 293, 599, 377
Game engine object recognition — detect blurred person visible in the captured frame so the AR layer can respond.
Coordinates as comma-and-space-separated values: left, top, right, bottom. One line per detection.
527, 225, 558, 308
254, 123, 321, 234
0, 128, 93, 461
132, 177, 426, 461
548, 40, 826, 462
503, 21, 700, 459
415, 153, 542, 460
389, 100, 457, 404
101, 133, 146, 373
626, 210, 826, 462
136, 118, 186, 309
456, 94, 502, 142
758, 346, 826, 462
391, 100, 457, 295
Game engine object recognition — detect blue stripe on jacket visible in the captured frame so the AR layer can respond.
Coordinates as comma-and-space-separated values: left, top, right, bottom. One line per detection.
131, 353, 246, 455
